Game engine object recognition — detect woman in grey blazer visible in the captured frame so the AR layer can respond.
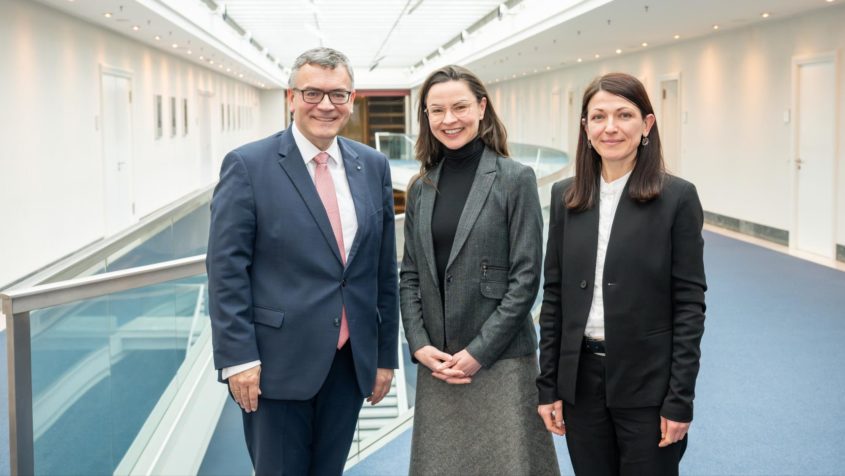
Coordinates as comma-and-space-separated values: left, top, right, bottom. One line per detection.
400, 65, 559, 475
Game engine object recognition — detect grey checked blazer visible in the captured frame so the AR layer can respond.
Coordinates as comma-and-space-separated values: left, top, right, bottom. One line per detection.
400, 148, 543, 367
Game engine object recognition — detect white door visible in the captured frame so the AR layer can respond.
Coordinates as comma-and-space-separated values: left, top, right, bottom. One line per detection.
660, 79, 681, 175
198, 91, 214, 183
101, 73, 134, 235
794, 58, 836, 258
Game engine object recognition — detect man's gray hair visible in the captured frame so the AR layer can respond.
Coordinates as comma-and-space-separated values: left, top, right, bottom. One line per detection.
289, 47, 355, 89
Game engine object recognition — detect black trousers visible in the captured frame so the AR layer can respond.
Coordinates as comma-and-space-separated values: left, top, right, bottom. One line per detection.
564, 350, 687, 476
242, 344, 364, 476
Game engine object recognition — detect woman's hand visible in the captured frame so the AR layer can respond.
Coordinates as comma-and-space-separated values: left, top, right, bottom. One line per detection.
538, 400, 566, 436
430, 349, 480, 384
413, 346, 468, 383
658, 416, 690, 447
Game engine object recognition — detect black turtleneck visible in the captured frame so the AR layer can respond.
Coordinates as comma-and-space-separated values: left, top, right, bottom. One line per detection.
431, 137, 484, 300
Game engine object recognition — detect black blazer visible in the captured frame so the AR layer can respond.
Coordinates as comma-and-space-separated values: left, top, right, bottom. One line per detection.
536, 175, 706, 422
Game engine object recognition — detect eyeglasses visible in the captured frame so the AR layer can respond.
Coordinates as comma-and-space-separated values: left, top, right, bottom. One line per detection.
424, 102, 474, 122
293, 88, 352, 105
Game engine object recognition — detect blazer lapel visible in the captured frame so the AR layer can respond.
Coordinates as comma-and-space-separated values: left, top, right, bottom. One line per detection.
603, 178, 634, 271
276, 129, 343, 265
446, 148, 497, 269
417, 164, 442, 290
338, 138, 368, 268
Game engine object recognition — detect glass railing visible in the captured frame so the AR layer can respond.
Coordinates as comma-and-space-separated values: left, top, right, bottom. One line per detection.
2, 257, 207, 475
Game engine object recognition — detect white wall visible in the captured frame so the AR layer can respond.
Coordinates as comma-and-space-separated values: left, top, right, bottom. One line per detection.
0, 0, 271, 286
481, 4, 845, 253
258, 89, 288, 138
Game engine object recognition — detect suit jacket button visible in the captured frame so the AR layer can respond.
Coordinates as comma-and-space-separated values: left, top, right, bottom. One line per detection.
580, 280, 588, 289
446, 275, 453, 284
341, 279, 347, 287
333, 318, 340, 327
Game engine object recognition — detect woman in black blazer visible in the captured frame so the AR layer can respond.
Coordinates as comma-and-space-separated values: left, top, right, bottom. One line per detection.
536, 72, 707, 476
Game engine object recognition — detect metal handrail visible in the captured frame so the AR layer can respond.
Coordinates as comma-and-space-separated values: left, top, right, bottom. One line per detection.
1, 255, 206, 315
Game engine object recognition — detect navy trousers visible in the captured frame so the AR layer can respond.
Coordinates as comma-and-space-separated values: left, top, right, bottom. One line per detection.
242, 344, 364, 476
564, 350, 687, 476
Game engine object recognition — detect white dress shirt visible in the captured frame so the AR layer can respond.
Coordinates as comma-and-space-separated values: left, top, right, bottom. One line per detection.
584, 170, 631, 341
222, 123, 358, 380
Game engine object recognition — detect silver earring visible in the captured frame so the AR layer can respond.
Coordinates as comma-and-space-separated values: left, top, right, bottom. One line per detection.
641, 136, 650, 146
587, 140, 592, 149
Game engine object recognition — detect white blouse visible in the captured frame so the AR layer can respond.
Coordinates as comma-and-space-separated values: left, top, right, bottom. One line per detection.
584, 170, 631, 341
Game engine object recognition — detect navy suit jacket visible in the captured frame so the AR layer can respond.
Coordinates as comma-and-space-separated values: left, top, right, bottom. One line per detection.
206, 128, 399, 400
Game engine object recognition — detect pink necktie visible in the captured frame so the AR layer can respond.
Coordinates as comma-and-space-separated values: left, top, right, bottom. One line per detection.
313, 152, 349, 349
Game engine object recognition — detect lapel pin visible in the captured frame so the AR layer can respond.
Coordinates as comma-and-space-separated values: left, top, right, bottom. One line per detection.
356, 165, 362, 170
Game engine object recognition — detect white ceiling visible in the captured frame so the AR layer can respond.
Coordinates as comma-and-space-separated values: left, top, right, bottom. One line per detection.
33, 0, 843, 89
221, 0, 505, 69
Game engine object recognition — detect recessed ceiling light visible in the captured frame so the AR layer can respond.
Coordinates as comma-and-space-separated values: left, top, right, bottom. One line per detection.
154, 35, 161, 41
171, 43, 178, 48
512, 74, 516, 78
641, 42, 648, 47
594, 53, 600, 58
546, 66, 551, 70
227, 68, 231, 72
187, 50, 192, 55
761, 12, 770, 18
103, 12, 112, 18
199, 55, 204, 60
713, 24, 719, 30
210, 60, 214, 65
616, 49, 622, 54
132, 25, 140, 31
577, 58, 583, 63
826, 0, 834, 3
239, 74, 244, 78
218, 64, 223, 68
674, 34, 681, 39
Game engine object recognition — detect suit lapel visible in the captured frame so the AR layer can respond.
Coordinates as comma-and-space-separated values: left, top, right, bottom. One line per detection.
417, 164, 442, 290
276, 129, 343, 265
603, 178, 633, 271
338, 138, 368, 268
446, 148, 497, 269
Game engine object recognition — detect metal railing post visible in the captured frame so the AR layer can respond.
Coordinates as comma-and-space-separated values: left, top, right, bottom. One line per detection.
3, 295, 34, 476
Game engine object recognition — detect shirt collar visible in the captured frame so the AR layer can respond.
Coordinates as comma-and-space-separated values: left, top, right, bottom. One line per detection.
291, 122, 342, 166
600, 169, 632, 194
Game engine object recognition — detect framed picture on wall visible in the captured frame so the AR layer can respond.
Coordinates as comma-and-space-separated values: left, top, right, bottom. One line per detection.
154, 94, 163, 139
183, 98, 189, 136
170, 96, 177, 137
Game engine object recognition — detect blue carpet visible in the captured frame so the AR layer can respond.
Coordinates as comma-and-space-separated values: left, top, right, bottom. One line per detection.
345, 231, 845, 475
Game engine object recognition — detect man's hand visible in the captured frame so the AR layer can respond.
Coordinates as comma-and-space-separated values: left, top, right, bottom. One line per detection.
538, 400, 566, 436
228, 365, 261, 413
367, 368, 394, 405
658, 416, 690, 447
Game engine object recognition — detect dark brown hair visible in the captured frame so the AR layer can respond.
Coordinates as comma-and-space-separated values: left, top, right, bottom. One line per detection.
565, 72, 665, 210
414, 65, 508, 177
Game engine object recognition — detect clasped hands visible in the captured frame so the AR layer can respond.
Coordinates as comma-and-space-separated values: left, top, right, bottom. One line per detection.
414, 345, 481, 384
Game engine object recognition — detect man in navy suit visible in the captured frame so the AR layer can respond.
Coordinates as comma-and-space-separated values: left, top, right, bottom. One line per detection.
207, 47, 399, 475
